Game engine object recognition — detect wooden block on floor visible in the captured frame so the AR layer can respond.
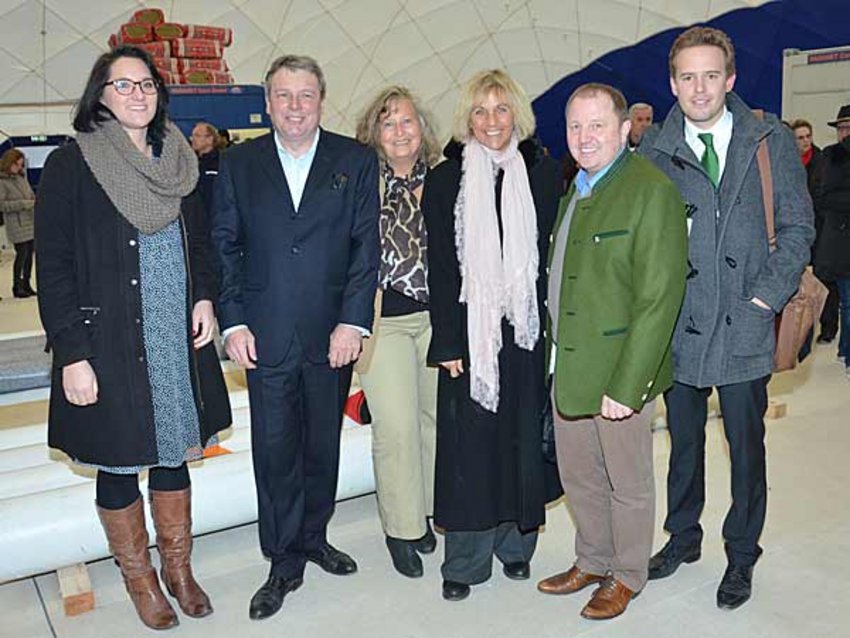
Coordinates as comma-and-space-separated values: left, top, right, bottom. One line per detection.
766, 400, 787, 419
57, 563, 95, 616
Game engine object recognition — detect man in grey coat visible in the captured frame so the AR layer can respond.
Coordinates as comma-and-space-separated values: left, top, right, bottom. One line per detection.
639, 26, 814, 610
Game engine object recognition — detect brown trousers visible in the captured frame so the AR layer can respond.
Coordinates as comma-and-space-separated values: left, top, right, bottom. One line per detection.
553, 399, 655, 592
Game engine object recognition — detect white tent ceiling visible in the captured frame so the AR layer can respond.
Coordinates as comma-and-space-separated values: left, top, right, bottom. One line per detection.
0, 0, 769, 140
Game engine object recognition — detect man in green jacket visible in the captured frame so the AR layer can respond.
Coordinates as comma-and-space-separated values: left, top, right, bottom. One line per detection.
536, 83, 687, 620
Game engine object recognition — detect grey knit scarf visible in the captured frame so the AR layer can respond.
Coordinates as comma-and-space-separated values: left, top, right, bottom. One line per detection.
77, 118, 198, 234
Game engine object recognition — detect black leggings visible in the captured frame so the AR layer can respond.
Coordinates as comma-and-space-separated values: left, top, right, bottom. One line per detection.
13, 240, 34, 287
96, 464, 190, 510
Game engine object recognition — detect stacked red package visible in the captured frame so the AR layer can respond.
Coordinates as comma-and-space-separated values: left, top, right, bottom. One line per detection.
154, 23, 187, 40
132, 8, 165, 26
177, 58, 229, 73
179, 70, 234, 85
109, 8, 235, 85
186, 25, 233, 46
170, 38, 223, 59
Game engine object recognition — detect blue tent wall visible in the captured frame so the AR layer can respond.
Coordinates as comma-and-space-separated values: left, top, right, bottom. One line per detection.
533, 0, 849, 159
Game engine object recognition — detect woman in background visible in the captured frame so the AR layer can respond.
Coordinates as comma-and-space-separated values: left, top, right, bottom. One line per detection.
0, 148, 37, 298
355, 86, 441, 578
36, 46, 230, 630
422, 69, 562, 601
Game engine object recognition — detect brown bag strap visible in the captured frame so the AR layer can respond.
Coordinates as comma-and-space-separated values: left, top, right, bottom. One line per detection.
751, 109, 776, 252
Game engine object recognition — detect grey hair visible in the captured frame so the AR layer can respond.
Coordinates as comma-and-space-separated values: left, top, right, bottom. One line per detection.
264, 54, 326, 98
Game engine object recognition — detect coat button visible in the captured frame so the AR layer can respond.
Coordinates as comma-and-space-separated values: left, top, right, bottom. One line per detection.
129, 239, 137, 247
725, 256, 737, 268
130, 278, 138, 286
135, 318, 141, 324
291, 245, 301, 255
138, 356, 144, 362
726, 315, 732, 326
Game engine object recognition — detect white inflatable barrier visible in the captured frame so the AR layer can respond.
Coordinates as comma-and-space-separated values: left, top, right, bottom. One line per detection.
0, 393, 375, 583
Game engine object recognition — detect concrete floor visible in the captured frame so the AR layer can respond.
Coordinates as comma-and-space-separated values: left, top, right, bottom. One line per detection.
1, 248, 849, 638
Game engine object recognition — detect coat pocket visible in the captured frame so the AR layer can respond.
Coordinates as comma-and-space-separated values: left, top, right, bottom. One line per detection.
592, 229, 629, 243
730, 298, 774, 356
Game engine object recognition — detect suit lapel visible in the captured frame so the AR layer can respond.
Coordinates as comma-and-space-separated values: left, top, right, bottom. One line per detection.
256, 134, 295, 211
299, 130, 334, 210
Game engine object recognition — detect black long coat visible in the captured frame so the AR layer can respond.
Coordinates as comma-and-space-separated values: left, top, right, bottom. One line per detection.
35, 142, 231, 467
815, 138, 850, 278
422, 139, 562, 532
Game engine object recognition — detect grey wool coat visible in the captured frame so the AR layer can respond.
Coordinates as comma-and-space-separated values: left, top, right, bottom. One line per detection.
639, 92, 815, 387
0, 173, 35, 244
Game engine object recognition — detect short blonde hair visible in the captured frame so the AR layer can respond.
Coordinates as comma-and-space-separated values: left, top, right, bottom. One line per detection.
669, 26, 736, 78
451, 69, 536, 142
355, 86, 441, 166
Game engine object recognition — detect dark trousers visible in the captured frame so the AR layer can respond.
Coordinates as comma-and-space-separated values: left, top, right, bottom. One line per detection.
247, 337, 352, 580
663, 377, 769, 566
442, 522, 537, 584
820, 280, 839, 339
13, 240, 34, 288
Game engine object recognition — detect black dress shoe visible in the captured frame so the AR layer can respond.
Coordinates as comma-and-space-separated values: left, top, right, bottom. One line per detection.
648, 539, 701, 580
12, 286, 32, 299
249, 575, 303, 620
716, 564, 753, 610
386, 536, 423, 578
502, 561, 530, 580
442, 580, 470, 601
816, 334, 835, 344
414, 520, 437, 554
305, 543, 358, 575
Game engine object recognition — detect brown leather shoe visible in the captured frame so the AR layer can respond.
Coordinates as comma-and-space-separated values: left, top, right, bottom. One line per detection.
581, 578, 636, 620
97, 498, 179, 630
150, 488, 213, 618
537, 565, 606, 595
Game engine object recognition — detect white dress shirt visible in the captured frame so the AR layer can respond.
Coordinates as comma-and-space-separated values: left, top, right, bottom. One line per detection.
683, 106, 734, 183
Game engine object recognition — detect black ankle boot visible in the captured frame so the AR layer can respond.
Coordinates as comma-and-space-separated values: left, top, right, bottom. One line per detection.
12, 283, 32, 298
385, 536, 423, 578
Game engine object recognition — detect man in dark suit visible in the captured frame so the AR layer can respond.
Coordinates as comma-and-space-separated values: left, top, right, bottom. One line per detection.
210, 54, 379, 620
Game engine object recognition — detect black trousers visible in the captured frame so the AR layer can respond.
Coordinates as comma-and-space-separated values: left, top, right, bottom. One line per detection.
662, 377, 769, 567
247, 337, 352, 580
13, 240, 34, 288
441, 523, 537, 584
820, 280, 839, 339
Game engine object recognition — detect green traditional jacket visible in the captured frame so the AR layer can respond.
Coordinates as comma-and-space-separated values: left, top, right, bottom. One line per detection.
548, 150, 688, 417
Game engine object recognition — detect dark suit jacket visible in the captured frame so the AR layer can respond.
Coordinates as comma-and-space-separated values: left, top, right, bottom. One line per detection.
211, 129, 380, 365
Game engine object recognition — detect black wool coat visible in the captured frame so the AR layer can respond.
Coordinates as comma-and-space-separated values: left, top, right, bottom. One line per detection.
422, 138, 562, 532
35, 142, 231, 467
815, 138, 850, 278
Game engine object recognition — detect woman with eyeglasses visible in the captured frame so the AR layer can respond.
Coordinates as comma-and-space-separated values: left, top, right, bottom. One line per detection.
35, 45, 231, 630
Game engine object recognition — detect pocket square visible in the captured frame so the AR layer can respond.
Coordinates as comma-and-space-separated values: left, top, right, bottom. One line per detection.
332, 173, 349, 190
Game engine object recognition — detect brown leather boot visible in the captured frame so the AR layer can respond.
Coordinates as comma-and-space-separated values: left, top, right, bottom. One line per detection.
150, 487, 213, 618
97, 498, 179, 630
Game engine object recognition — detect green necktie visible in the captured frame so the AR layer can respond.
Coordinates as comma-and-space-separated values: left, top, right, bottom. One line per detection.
698, 132, 720, 187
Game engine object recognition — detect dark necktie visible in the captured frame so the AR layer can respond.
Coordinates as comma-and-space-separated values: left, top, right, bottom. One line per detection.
698, 132, 720, 187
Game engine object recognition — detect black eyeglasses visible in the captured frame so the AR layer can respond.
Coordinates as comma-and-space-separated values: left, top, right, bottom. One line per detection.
104, 78, 158, 96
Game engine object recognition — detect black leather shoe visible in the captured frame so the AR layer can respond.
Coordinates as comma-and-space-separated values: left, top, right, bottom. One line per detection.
716, 564, 753, 610
442, 580, 470, 601
414, 520, 437, 554
386, 536, 423, 578
816, 334, 835, 344
305, 543, 358, 575
648, 539, 701, 580
249, 575, 303, 620
502, 561, 530, 580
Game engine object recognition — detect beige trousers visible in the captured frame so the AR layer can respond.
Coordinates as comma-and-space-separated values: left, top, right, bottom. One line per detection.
554, 399, 655, 592
358, 312, 437, 539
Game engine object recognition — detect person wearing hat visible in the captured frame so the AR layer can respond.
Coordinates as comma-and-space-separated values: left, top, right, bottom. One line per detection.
814, 104, 850, 377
